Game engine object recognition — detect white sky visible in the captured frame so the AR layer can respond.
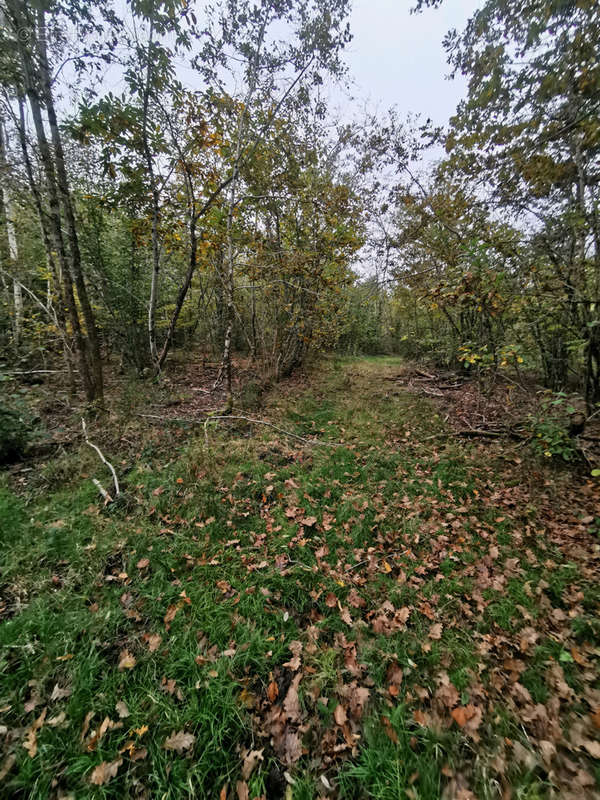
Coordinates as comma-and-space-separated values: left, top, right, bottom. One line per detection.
342, 0, 481, 125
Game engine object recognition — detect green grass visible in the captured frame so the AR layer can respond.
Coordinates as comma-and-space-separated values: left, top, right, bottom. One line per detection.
1, 356, 599, 798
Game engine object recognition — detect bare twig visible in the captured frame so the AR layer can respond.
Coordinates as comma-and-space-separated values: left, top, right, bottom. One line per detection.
81, 419, 120, 497
92, 478, 113, 504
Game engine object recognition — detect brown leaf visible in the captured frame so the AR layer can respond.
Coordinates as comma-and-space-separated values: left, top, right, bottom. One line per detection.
283, 674, 302, 722
164, 730, 196, 753
164, 604, 180, 629
428, 623, 443, 640
23, 707, 47, 758
86, 716, 123, 751
283, 730, 302, 765
0, 754, 16, 782
347, 588, 366, 608
50, 684, 71, 702
90, 758, 122, 785
136, 558, 150, 569
582, 739, 600, 759
339, 606, 353, 626
80, 711, 93, 743
236, 781, 249, 800
334, 704, 348, 726
413, 709, 428, 726
386, 662, 404, 687
143, 632, 162, 652
282, 640, 303, 671
241, 748, 264, 780
325, 592, 337, 608
451, 705, 481, 738
267, 681, 279, 703
115, 701, 130, 718
301, 516, 317, 527
118, 650, 136, 671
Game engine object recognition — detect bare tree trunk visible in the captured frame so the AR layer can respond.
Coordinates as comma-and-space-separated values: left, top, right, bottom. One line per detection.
6, 0, 95, 399
14, 95, 76, 393
0, 117, 22, 349
139, 13, 161, 367
37, 9, 103, 402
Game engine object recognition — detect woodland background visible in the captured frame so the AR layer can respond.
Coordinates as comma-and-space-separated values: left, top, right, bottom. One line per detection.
1, 0, 599, 456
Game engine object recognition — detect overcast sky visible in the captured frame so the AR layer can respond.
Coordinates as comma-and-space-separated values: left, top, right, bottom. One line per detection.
341, 0, 481, 126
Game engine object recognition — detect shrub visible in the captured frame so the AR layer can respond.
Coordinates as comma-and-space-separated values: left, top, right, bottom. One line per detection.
0, 403, 31, 464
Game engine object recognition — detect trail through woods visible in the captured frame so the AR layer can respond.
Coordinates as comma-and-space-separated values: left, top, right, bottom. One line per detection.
1, 357, 600, 799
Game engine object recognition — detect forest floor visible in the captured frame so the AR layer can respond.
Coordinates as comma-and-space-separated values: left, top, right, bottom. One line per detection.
1, 356, 600, 799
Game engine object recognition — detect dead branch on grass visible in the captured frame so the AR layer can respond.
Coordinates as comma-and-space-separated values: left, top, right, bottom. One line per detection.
136, 412, 342, 447
82, 418, 120, 498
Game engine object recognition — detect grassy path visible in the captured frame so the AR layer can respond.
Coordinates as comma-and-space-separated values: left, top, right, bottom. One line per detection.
1, 357, 599, 799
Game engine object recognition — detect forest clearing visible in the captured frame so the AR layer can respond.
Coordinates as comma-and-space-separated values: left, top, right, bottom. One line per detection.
1, 0, 600, 797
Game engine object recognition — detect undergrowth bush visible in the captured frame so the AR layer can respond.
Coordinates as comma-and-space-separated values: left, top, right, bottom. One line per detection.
0, 401, 31, 464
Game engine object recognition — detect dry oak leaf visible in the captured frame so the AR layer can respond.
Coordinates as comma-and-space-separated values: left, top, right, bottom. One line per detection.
90, 758, 122, 785
283, 730, 303, 765
47, 711, 67, 727
86, 716, 123, 751
50, 684, 71, 702
80, 711, 93, 743
451, 705, 482, 738
136, 557, 150, 569
142, 632, 162, 652
301, 516, 317, 527
23, 707, 47, 758
164, 730, 196, 753
282, 641, 303, 671
241, 748, 264, 780
582, 739, 600, 759
118, 650, 136, 671
413, 709, 429, 726
115, 701, 130, 719
339, 606, 353, 626
428, 623, 443, 641
0, 754, 16, 782
283, 675, 302, 722
236, 781, 249, 800
334, 704, 348, 726
347, 588, 366, 609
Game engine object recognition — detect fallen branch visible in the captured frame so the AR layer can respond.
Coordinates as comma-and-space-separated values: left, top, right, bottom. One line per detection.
82, 419, 120, 497
136, 412, 341, 447
423, 427, 530, 442
92, 478, 113, 504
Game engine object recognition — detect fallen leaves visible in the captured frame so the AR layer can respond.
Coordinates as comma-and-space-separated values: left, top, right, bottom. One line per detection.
428, 623, 443, 640
86, 716, 123, 751
163, 730, 196, 753
450, 705, 482, 739
142, 632, 162, 652
118, 649, 136, 670
23, 707, 47, 758
115, 701, 130, 719
90, 758, 122, 785
241, 748, 264, 780
370, 601, 411, 636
